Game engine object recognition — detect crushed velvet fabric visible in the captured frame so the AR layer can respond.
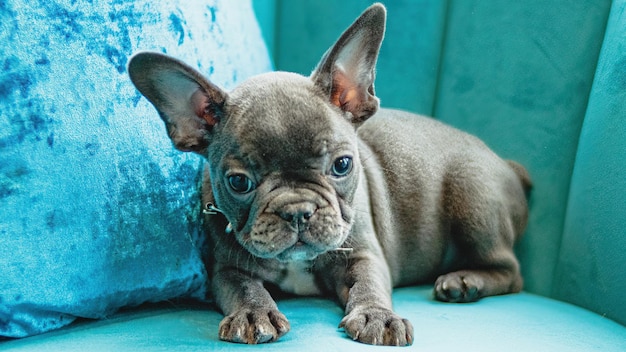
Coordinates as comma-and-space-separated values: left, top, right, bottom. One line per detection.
0, 0, 271, 338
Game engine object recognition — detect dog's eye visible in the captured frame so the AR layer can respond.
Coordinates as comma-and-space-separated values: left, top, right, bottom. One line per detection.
331, 156, 353, 177
227, 174, 255, 194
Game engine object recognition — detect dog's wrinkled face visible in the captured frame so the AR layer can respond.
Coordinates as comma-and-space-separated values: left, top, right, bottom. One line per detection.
128, 5, 383, 263
208, 73, 360, 262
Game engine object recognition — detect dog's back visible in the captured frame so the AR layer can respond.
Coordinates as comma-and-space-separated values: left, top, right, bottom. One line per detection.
358, 108, 530, 289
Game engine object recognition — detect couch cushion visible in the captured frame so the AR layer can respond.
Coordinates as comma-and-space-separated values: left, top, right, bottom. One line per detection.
0, 0, 271, 338
2, 287, 625, 351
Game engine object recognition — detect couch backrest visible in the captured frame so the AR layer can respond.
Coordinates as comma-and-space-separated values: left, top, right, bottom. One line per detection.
554, 0, 626, 326
253, 0, 625, 326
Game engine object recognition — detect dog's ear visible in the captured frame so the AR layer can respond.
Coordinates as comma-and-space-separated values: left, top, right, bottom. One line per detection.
128, 52, 227, 155
311, 3, 386, 125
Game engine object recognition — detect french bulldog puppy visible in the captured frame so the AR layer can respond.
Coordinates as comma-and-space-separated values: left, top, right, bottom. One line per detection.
128, 3, 530, 346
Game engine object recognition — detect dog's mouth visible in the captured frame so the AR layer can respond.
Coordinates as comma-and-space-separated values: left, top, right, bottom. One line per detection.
237, 190, 354, 262
244, 237, 328, 262
275, 241, 318, 262
246, 230, 348, 262
274, 241, 353, 263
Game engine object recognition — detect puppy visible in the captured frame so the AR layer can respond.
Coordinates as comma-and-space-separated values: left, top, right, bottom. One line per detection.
128, 3, 530, 346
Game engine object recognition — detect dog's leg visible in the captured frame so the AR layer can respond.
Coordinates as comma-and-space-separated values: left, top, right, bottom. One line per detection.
434, 252, 522, 303
334, 253, 414, 346
435, 166, 525, 303
213, 267, 290, 344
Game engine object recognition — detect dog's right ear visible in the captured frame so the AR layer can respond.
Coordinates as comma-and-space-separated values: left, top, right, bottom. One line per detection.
128, 52, 227, 155
311, 3, 386, 126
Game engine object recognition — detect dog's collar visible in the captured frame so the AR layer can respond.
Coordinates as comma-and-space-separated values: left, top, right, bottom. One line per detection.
203, 202, 233, 234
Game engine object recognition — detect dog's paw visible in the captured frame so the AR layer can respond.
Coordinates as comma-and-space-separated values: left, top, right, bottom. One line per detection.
339, 307, 414, 346
218, 307, 290, 344
434, 271, 484, 303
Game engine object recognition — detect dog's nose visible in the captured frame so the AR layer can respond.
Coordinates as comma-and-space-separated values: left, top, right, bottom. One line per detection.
277, 202, 316, 223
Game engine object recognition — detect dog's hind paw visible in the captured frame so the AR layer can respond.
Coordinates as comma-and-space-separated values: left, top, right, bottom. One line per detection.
434, 271, 483, 303
218, 307, 290, 344
339, 307, 414, 346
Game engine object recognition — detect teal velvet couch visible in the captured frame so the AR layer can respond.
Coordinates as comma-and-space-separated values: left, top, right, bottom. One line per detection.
2, 0, 626, 351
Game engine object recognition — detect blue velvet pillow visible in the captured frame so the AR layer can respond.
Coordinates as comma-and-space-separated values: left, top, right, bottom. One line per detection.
0, 0, 272, 338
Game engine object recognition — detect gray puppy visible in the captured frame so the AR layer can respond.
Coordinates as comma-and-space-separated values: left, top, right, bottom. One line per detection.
128, 3, 530, 346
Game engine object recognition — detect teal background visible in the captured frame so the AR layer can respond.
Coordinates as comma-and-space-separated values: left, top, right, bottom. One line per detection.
2, 0, 625, 344
252, 0, 625, 326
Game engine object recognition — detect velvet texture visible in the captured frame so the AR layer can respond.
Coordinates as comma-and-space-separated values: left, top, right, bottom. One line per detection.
270, 0, 447, 115
0, 0, 271, 338
3, 0, 626, 343
3, 287, 626, 351
555, 0, 626, 326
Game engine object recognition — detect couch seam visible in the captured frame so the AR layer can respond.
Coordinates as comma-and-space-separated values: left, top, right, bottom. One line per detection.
430, 0, 451, 118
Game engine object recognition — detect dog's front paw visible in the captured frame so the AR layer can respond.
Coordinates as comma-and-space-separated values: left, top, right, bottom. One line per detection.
434, 271, 483, 303
218, 307, 290, 344
339, 307, 414, 346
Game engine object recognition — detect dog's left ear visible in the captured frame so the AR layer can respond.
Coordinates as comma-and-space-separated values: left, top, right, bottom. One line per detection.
128, 52, 227, 155
311, 3, 386, 125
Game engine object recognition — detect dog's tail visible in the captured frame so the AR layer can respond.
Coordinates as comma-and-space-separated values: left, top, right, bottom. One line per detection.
507, 160, 532, 197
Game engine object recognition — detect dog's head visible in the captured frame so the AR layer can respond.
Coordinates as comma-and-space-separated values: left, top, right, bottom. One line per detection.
129, 4, 386, 262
